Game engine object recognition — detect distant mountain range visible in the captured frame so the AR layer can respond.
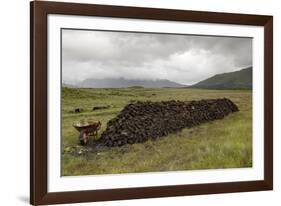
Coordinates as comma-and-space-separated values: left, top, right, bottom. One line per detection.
190, 67, 252, 89
76, 78, 186, 88
62, 83, 76, 88
62, 67, 252, 89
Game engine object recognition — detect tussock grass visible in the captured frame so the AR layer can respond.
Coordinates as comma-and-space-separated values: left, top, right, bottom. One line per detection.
62, 87, 252, 176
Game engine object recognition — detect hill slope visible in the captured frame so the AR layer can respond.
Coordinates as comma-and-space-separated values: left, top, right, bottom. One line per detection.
191, 67, 252, 89
77, 78, 186, 88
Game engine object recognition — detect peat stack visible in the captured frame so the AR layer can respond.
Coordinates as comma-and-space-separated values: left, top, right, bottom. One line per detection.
98, 98, 238, 147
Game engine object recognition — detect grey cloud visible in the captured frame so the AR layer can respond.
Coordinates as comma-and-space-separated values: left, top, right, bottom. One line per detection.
62, 29, 252, 85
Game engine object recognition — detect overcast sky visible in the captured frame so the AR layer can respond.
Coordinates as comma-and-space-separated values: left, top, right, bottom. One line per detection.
62, 29, 252, 85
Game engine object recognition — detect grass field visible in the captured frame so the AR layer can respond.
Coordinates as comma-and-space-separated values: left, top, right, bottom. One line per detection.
62, 87, 252, 176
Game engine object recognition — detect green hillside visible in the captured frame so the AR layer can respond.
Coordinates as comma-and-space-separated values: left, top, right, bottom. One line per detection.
192, 67, 252, 89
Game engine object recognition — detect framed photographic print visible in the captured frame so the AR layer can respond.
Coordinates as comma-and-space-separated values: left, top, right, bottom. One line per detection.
30, 1, 273, 205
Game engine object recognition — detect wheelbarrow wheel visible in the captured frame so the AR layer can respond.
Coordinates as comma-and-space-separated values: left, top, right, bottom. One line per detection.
79, 130, 88, 145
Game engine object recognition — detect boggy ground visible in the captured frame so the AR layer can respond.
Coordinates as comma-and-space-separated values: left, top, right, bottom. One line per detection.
62, 87, 252, 176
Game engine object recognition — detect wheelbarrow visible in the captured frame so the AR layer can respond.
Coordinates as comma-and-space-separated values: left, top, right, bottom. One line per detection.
73, 121, 101, 145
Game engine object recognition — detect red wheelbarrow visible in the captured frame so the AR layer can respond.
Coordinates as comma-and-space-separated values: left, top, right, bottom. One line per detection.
73, 121, 101, 145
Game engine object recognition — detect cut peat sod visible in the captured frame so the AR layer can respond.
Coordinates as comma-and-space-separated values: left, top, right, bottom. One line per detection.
98, 98, 239, 147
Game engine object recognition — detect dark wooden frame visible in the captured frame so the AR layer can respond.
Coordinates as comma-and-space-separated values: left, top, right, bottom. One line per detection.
30, 1, 273, 205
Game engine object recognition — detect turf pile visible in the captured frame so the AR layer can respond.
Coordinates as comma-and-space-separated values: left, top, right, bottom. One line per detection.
98, 98, 238, 147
